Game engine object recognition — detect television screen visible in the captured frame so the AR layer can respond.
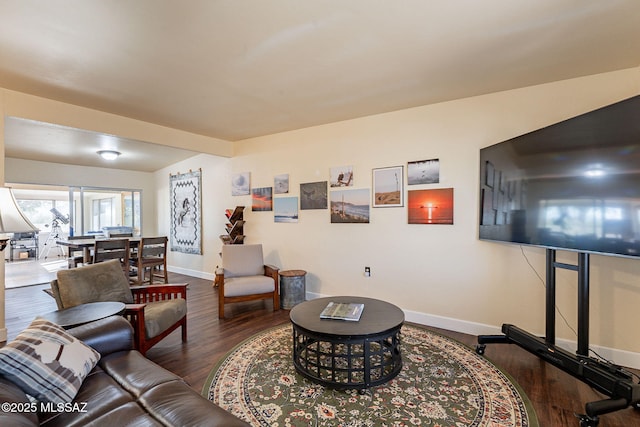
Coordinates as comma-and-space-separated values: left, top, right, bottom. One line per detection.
479, 95, 640, 258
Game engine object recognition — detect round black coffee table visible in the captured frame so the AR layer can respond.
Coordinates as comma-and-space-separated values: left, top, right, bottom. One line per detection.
41, 301, 126, 329
289, 296, 404, 391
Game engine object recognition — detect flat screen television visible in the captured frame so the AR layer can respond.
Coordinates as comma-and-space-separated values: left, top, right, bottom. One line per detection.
479, 95, 640, 258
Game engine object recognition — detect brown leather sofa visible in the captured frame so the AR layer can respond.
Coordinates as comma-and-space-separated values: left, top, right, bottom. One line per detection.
0, 315, 248, 426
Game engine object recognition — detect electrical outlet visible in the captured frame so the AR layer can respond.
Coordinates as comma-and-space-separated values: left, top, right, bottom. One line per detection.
364, 266, 371, 277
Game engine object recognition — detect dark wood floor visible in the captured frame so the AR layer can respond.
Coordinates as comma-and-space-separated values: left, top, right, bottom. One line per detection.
5, 271, 640, 426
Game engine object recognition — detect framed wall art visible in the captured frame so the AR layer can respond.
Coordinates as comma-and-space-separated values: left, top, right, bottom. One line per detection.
372, 165, 404, 207
232, 172, 250, 196
407, 188, 454, 224
300, 181, 328, 210
252, 187, 273, 211
407, 158, 440, 185
330, 165, 354, 187
274, 196, 298, 223
330, 188, 370, 223
170, 169, 202, 254
274, 173, 289, 194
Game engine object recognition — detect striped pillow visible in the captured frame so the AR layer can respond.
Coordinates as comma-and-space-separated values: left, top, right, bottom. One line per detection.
0, 318, 100, 404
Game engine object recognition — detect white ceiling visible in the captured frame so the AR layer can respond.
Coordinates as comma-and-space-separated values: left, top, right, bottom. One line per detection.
1, 0, 640, 172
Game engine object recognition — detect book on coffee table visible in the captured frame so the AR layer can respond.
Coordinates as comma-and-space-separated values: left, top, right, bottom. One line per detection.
319, 302, 365, 321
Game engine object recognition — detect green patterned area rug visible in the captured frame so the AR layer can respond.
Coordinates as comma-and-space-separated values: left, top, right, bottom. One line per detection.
203, 323, 538, 427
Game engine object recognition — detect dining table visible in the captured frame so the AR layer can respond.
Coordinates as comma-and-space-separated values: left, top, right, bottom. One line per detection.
56, 236, 141, 264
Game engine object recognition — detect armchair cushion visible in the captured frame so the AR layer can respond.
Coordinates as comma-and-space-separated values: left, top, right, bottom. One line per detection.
223, 275, 276, 297
55, 260, 134, 308
0, 318, 100, 404
143, 299, 187, 339
222, 244, 265, 277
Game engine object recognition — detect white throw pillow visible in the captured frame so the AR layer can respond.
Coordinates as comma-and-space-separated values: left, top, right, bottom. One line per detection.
0, 317, 100, 404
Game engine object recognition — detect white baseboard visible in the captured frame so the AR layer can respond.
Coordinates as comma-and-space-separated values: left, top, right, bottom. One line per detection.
167, 265, 215, 281
306, 291, 640, 370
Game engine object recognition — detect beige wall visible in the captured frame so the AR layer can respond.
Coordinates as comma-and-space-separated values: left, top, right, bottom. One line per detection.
230, 68, 640, 366
2, 69, 640, 368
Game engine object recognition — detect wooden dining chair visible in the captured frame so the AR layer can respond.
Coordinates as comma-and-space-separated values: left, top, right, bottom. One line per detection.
132, 236, 168, 285
67, 235, 96, 268
92, 238, 130, 276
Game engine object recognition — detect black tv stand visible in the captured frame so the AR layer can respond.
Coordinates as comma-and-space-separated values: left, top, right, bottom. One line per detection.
477, 249, 640, 426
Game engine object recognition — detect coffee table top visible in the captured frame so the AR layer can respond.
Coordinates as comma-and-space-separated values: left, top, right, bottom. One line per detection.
290, 296, 404, 337
41, 301, 126, 329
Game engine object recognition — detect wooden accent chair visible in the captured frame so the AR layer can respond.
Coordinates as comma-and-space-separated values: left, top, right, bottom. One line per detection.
50, 259, 187, 355
132, 236, 168, 285
93, 238, 130, 276
214, 244, 279, 318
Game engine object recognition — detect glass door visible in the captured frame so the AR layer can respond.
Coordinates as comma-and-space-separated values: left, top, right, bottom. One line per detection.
68, 187, 142, 237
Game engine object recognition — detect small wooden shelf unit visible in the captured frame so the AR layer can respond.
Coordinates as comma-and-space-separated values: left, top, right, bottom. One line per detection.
220, 206, 245, 245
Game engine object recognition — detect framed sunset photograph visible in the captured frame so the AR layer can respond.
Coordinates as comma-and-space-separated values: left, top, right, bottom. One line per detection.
373, 165, 403, 207
407, 188, 454, 224
251, 187, 273, 211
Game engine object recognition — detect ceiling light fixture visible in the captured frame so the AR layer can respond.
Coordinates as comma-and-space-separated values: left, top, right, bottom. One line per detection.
97, 150, 121, 160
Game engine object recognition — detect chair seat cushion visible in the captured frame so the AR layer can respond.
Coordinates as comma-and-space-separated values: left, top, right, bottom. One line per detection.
143, 299, 187, 339
224, 276, 275, 297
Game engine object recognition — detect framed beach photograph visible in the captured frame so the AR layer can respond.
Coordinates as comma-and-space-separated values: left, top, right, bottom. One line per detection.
232, 172, 251, 196
407, 158, 440, 185
407, 188, 454, 224
274, 196, 299, 223
251, 187, 273, 211
372, 166, 404, 207
330, 188, 370, 223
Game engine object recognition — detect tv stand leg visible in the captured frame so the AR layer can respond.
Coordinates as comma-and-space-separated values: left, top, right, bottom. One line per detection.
576, 413, 599, 427
475, 334, 510, 355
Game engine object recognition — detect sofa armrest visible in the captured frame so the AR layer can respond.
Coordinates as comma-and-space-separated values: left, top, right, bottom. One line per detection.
66, 315, 135, 356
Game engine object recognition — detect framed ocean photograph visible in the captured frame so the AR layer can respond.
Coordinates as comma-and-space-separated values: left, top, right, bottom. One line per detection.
407, 158, 440, 185
330, 188, 370, 223
373, 165, 404, 207
274, 196, 299, 223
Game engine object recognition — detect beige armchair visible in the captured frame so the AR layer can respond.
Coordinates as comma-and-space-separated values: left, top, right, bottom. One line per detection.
50, 259, 187, 355
214, 244, 279, 318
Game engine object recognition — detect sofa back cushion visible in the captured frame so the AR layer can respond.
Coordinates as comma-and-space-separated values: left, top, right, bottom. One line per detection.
55, 259, 134, 308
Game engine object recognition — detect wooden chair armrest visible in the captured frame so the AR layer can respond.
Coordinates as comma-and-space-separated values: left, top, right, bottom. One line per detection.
264, 265, 279, 296
265, 264, 279, 276
124, 303, 146, 312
